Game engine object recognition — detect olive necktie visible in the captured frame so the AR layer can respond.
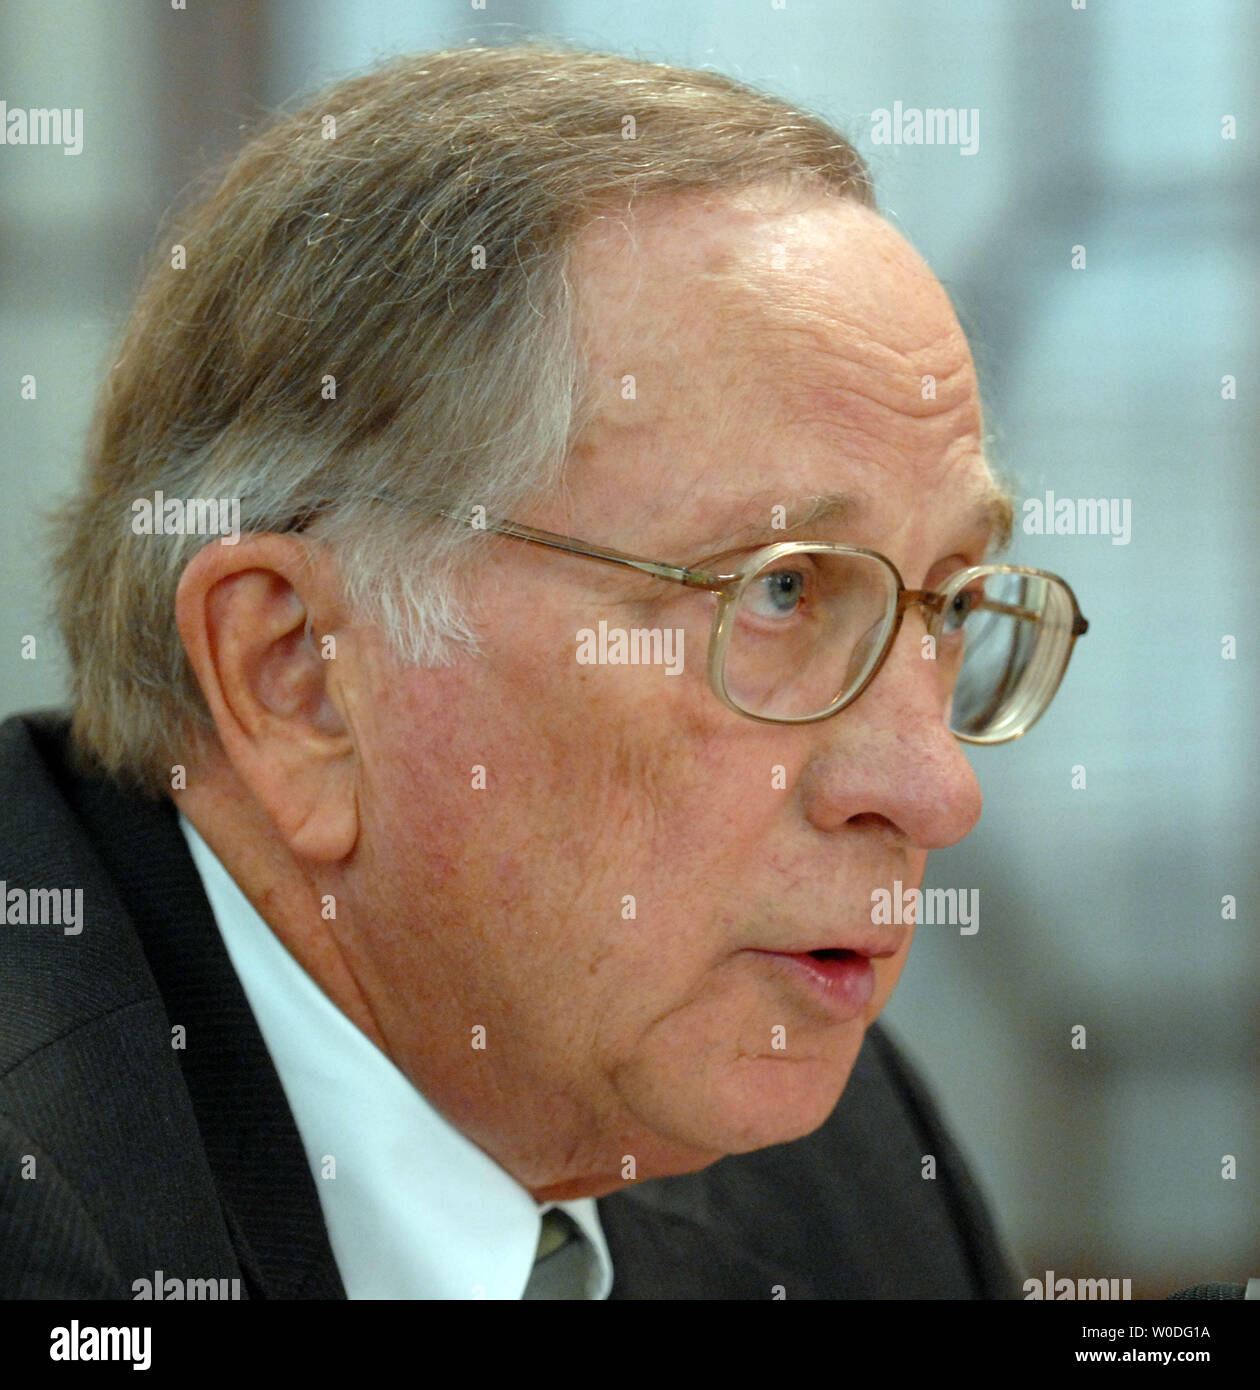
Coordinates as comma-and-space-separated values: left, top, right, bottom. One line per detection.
522, 1207, 595, 1299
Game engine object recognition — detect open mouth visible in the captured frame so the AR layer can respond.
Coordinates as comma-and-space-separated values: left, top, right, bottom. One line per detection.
751, 945, 879, 1019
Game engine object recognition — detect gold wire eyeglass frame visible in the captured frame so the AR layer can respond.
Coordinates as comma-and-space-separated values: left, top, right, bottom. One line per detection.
438, 509, 1089, 744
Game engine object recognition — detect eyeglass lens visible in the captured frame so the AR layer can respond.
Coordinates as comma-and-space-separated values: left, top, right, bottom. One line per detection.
722, 551, 1075, 738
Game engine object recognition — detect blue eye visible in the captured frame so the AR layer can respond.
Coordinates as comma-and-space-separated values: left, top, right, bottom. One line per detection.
747, 568, 806, 619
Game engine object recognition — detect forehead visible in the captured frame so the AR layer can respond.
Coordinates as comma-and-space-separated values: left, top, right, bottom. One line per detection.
565, 190, 993, 552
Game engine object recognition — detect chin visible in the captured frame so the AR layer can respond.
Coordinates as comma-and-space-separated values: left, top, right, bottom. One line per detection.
717, 1048, 863, 1154
632, 1031, 867, 1174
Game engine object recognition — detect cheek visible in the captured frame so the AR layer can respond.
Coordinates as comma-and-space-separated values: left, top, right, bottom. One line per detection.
358, 614, 783, 965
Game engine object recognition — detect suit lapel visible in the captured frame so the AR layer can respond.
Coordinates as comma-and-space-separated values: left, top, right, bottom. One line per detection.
51, 733, 346, 1299
599, 1182, 808, 1298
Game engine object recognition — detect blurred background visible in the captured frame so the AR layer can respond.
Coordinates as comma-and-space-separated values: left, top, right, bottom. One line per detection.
1, 0, 1256, 1297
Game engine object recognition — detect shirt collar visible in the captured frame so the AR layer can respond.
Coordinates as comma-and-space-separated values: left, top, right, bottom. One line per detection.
178, 813, 613, 1299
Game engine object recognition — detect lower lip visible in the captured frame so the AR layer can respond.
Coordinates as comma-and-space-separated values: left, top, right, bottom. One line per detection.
748, 950, 876, 1020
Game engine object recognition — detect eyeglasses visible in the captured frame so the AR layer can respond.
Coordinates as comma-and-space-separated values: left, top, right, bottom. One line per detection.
440, 509, 1088, 743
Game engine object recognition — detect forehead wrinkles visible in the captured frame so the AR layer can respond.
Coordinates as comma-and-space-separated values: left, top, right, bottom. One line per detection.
704, 238, 980, 431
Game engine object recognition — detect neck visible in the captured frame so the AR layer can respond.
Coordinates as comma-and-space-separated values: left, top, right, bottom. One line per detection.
178, 765, 390, 1056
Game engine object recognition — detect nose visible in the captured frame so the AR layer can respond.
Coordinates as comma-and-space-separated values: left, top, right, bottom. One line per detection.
798, 609, 983, 849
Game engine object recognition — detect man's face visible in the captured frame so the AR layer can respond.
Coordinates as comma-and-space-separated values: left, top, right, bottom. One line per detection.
338, 192, 998, 1198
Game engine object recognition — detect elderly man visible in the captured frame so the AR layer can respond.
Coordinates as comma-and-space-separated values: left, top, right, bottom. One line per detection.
1, 45, 1085, 1299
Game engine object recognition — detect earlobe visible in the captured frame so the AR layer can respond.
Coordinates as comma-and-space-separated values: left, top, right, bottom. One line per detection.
175, 535, 361, 864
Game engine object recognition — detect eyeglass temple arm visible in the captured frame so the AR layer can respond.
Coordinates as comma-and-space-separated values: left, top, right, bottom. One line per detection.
977, 594, 1089, 635
438, 510, 738, 590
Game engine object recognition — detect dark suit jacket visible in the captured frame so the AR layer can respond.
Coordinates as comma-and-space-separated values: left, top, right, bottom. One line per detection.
0, 710, 1016, 1299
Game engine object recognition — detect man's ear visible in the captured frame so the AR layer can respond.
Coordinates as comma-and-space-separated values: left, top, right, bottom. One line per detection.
175, 534, 359, 863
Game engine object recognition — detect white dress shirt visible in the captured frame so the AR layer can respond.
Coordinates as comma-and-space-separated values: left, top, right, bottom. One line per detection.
178, 815, 613, 1300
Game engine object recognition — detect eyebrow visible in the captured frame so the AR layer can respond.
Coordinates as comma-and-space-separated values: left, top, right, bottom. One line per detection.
690, 482, 1015, 562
